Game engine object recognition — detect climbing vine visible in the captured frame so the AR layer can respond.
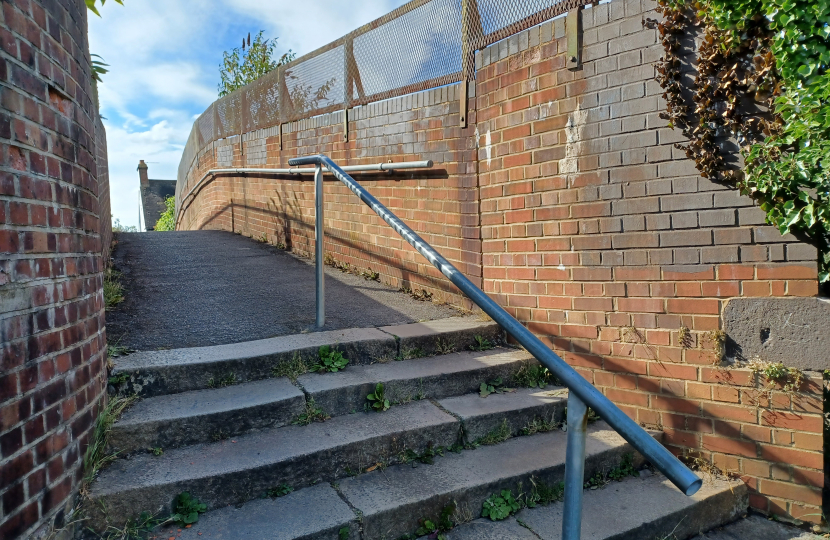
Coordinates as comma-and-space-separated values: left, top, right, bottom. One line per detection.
647, 0, 830, 282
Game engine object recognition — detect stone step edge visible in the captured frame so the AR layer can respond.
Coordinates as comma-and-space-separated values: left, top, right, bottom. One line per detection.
111, 317, 504, 397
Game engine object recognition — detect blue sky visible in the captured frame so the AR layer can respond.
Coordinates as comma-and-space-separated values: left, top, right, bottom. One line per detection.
88, 0, 408, 229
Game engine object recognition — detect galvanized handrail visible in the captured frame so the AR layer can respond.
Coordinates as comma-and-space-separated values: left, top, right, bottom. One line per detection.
289, 154, 702, 540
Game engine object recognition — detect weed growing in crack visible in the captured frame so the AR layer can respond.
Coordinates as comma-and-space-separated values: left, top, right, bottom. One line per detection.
150, 447, 163, 457
480, 476, 564, 522
469, 335, 493, 351
265, 484, 293, 498
482, 490, 521, 521
520, 415, 561, 436
171, 492, 207, 526
584, 453, 638, 489
366, 382, 391, 412
748, 360, 806, 394
292, 398, 330, 425
310, 346, 349, 373
207, 373, 236, 388
435, 337, 456, 355
272, 353, 309, 382
83, 394, 138, 485
514, 361, 560, 389
339, 526, 350, 540
479, 377, 514, 398
396, 346, 425, 361
472, 419, 512, 447
526, 477, 564, 508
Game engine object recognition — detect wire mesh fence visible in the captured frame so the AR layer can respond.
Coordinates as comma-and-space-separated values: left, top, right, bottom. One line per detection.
178, 0, 591, 184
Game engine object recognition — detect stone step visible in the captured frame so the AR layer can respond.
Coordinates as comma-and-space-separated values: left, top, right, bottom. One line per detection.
88, 399, 458, 530
159, 422, 656, 540
299, 348, 532, 417
109, 378, 306, 455
110, 318, 500, 397
338, 422, 648, 540
445, 473, 747, 540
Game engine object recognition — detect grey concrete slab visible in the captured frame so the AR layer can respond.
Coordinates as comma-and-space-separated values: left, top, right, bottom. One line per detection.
380, 318, 503, 357
696, 515, 823, 540
88, 400, 459, 529
339, 423, 638, 540
110, 378, 305, 454
161, 484, 359, 540
439, 387, 567, 442
724, 297, 830, 370
107, 231, 459, 350
515, 474, 746, 540
439, 517, 540, 539
111, 327, 397, 397
298, 348, 531, 416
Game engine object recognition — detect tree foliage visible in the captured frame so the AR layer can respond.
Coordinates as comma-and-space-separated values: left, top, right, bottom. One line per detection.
86, 0, 123, 17
218, 31, 295, 97
154, 197, 175, 231
650, 0, 830, 281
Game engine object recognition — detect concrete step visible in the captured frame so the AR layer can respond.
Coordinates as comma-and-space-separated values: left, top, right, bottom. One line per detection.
445, 473, 747, 540
337, 422, 648, 540
88, 399, 458, 529
158, 422, 653, 540
299, 348, 532, 417
109, 378, 306, 454
110, 318, 500, 397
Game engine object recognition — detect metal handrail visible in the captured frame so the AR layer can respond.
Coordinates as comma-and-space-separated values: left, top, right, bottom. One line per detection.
288, 154, 702, 540
175, 160, 434, 229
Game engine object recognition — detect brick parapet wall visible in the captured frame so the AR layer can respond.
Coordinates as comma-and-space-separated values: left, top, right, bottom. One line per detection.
179, 83, 482, 305
0, 0, 108, 538
475, 0, 823, 522
177, 0, 824, 522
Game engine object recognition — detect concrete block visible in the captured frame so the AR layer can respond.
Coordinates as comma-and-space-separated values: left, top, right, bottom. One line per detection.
724, 298, 830, 370
380, 318, 502, 358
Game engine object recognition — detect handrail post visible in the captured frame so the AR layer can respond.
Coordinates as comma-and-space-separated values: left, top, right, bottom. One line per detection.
562, 393, 588, 540
314, 164, 325, 328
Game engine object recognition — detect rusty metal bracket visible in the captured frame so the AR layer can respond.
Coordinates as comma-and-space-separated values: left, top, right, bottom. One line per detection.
566, 8, 582, 70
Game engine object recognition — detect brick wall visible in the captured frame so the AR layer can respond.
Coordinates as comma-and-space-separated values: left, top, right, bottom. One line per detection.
0, 1, 109, 538
177, 0, 824, 522
179, 84, 481, 307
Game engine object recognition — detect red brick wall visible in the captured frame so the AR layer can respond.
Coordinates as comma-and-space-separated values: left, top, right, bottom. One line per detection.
177, 0, 823, 522
475, 0, 823, 523
0, 0, 109, 537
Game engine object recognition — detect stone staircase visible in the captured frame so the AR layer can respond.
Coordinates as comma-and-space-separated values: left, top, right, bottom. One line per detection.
89, 318, 747, 539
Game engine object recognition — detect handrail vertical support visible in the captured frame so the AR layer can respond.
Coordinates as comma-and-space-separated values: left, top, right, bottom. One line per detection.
314, 164, 325, 328
562, 392, 587, 540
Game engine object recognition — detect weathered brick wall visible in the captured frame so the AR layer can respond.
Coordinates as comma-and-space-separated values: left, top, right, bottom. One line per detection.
0, 1, 109, 538
177, 0, 823, 522
178, 84, 481, 306
94, 117, 110, 265
475, 0, 823, 523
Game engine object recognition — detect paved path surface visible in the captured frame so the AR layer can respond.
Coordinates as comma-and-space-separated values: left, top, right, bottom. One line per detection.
696, 515, 824, 539
106, 231, 460, 350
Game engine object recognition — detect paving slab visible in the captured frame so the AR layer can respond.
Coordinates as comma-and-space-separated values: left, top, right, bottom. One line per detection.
338, 423, 641, 540
88, 400, 459, 529
110, 378, 306, 454
107, 230, 460, 350
111, 327, 397, 397
515, 473, 746, 540
162, 484, 359, 540
696, 515, 824, 540
298, 348, 531, 416
439, 387, 567, 442
380, 318, 502, 357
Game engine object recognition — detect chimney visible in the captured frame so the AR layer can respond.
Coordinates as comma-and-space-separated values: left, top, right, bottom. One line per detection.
137, 160, 149, 187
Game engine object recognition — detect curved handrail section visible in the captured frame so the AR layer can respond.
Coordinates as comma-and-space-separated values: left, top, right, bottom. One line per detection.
289, 153, 702, 498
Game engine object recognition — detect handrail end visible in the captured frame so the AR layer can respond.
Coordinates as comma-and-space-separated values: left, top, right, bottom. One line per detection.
684, 477, 703, 497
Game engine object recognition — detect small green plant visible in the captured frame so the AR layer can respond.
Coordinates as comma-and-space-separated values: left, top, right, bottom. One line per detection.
207, 373, 236, 388
171, 492, 207, 526
396, 347, 425, 361
473, 419, 512, 446
479, 377, 514, 398
310, 346, 349, 373
107, 344, 133, 359
514, 361, 557, 389
108, 372, 129, 385
520, 415, 560, 436
276, 242, 287, 250
678, 326, 692, 349
415, 502, 456, 537
748, 360, 805, 393
266, 483, 293, 498
104, 510, 165, 540
469, 335, 493, 351
339, 526, 350, 540
104, 268, 125, 310
361, 268, 380, 281
526, 477, 564, 508
83, 394, 138, 484
702, 330, 727, 363
366, 383, 391, 412
399, 442, 444, 465
272, 353, 309, 382
435, 337, 456, 355
292, 398, 330, 425
481, 489, 521, 521
607, 453, 638, 481
150, 447, 163, 456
